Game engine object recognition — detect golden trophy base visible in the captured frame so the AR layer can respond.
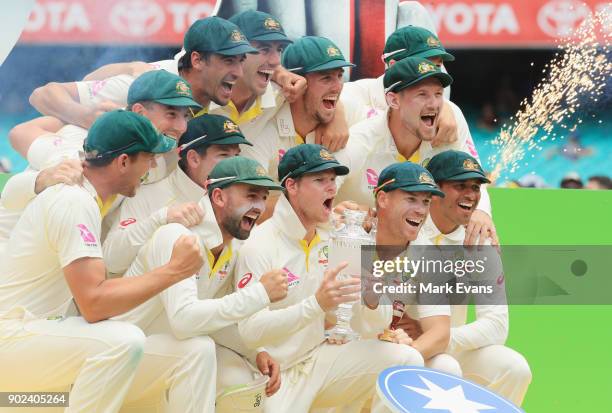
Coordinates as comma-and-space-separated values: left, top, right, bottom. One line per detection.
379, 328, 396, 342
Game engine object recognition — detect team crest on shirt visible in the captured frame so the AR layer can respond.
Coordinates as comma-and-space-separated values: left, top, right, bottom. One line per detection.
417, 61, 435, 74
76, 224, 97, 246
217, 260, 231, 280
237, 272, 253, 289
223, 120, 240, 134
366, 168, 379, 188
231, 30, 247, 42
427, 36, 441, 47
283, 267, 300, 288
175, 80, 191, 96
463, 158, 480, 171
327, 46, 341, 57
319, 149, 334, 161
318, 245, 329, 265
419, 172, 435, 185
264, 18, 281, 30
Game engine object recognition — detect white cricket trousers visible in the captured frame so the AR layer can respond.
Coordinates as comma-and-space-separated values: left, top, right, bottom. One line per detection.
451, 344, 532, 406
265, 339, 424, 413
0, 314, 145, 413
120, 334, 217, 413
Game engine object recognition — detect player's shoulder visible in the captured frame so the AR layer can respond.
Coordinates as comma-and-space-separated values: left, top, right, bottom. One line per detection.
153, 222, 193, 240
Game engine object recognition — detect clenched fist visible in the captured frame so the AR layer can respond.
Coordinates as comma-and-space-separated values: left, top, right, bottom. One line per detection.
260, 269, 288, 303
167, 202, 204, 228
168, 235, 203, 280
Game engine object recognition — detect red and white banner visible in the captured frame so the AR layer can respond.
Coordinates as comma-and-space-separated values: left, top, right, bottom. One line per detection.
18, 0, 219, 45
423, 0, 610, 47
17, 0, 611, 47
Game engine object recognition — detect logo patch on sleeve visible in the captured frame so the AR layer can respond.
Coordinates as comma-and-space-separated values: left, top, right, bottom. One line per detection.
77, 224, 97, 246
283, 267, 300, 288
238, 272, 253, 289
366, 168, 379, 187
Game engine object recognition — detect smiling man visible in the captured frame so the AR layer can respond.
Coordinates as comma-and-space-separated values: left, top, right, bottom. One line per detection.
0, 110, 209, 412
413, 150, 532, 405
103, 114, 251, 275
241, 36, 355, 180
235, 144, 425, 412
114, 156, 288, 412
334, 55, 497, 246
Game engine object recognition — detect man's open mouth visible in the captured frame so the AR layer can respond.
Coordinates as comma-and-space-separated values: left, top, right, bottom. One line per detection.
221, 80, 235, 94
323, 198, 334, 212
406, 218, 422, 227
322, 95, 338, 110
458, 202, 474, 211
257, 68, 273, 82
420, 113, 437, 127
241, 213, 259, 231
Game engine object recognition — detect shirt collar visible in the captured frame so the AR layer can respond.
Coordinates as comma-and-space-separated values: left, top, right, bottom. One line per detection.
81, 177, 117, 218
191, 195, 224, 250
421, 215, 465, 244
272, 195, 330, 242
170, 167, 206, 203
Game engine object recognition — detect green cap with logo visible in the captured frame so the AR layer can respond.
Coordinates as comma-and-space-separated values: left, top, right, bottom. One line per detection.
127, 70, 202, 108
207, 156, 283, 191
83, 110, 176, 160
178, 114, 252, 154
374, 162, 444, 197
229, 10, 292, 44
383, 25, 454, 66
183, 16, 258, 56
425, 150, 490, 183
282, 36, 355, 75
278, 143, 349, 185
384, 56, 453, 93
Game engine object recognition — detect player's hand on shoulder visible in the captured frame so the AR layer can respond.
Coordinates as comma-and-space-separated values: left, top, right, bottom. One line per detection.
464, 209, 499, 247
432, 100, 458, 147
167, 202, 204, 228
260, 269, 288, 302
168, 234, 203, 280
35, 159, 84, 194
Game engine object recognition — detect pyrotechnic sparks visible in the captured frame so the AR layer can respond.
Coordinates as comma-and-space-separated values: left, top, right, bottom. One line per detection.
488, 9, 611, 183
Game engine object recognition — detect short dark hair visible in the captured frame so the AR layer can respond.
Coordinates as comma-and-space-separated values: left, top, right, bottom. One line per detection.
178, 145, 209, 173
179, 50, 213, 71
85, 152, 140, 168
126, 100, 155, 112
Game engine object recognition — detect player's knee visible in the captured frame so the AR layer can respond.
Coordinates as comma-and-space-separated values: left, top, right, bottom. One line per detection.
428, 353, 462, 377
106, 322, 146, 362
379, 341, 425, 367
504, 351, 532, 385
183, 335, 217, 364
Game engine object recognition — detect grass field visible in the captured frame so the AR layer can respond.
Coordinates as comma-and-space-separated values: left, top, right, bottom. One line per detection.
488, 188, 612, 411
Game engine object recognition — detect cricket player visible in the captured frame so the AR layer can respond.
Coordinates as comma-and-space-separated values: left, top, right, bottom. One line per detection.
235, 144, 426, 412
28, 16, 258, 128
334, 56, 497, 245
341, 25, 456, 129
411, 150, 532, 405
0, 110, 212, 412
0, 70, 202, 251
102, 114, 251, 275
220, 10, 350, 152
355, 161, 462, 376
242, 35, 354, 179
113, 156, 287, 411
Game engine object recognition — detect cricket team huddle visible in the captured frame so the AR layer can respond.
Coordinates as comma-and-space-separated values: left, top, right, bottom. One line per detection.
0, 7, 532, 413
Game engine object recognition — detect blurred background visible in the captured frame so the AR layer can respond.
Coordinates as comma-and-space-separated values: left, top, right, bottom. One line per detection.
0, 0, 610, 189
